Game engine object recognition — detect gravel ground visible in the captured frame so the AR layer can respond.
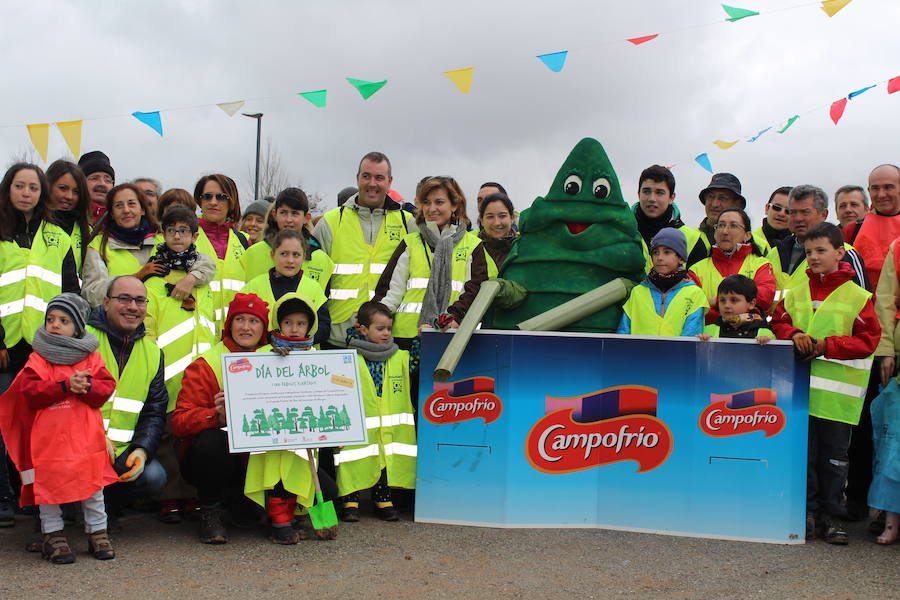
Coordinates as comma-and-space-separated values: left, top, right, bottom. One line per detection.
0, 507, 896, 600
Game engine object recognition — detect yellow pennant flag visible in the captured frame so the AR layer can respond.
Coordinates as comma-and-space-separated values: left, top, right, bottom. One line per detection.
821, 0, 852, 17
26, 124, 50, 162
56, 121, 82, 158
713, 139, 739, 150
444, 67, 475, 94
216, 100, 245, 117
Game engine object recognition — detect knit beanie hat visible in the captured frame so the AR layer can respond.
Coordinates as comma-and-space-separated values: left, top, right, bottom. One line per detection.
46, 293, 91, 338
77, 150, 115, 180
243, 200, 271, 219
277, 297, 315, 329
649, 227, 688, 262
223, 293, 269, 340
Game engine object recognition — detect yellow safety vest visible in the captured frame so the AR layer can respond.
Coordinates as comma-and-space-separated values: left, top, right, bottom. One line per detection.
784, 279, 873, 425
195, 227, 246, 330
0, 241, 27, 348
87, 235, 144, 277
241, 240, 334, 293
703, 323, 775, 338
750, 228, 772, 255
22, 222, 72, 343
769, 242, 855, 305
239, 273, 328, 331
689, 250, 772, 307
622, 282, 708, 336
91, 325, 160, 457
639, 225, 709, 273
334, 351, 416, 496
323, 206, 412, 324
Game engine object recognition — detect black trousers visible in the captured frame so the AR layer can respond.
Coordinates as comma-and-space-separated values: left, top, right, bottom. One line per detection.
807, 416, 852, 517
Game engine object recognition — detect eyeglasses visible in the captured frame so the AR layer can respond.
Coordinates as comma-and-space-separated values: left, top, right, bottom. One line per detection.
87, 173, 114, 185
199, 192, 229, 202
107, 294, 149, 307
164, 227, 193, 237
715, 222, 746, 231
768, 203, 790, 214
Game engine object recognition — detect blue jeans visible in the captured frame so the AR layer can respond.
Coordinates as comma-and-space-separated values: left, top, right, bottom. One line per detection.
0, 373, 16, 499
105, 449, 167, 504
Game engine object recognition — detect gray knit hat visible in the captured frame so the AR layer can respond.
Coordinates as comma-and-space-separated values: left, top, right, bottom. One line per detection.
46, 293, 91, 337
243, 200, 271, 219
649, 228, 688, 262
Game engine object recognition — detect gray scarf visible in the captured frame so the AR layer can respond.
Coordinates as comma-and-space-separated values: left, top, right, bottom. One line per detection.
32, 326, 100, 366
348, 337, 398, 363
418, 221, 467, 328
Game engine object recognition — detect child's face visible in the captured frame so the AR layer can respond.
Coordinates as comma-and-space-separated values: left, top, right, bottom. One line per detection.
279, 312, 310, 339
651, 246, 681, 275
360, 313, 393, 345
272, 239, 304, 277
804, 237, 845, 274
45, 308, 76, 337
718, 292, 755, 319
275, 206, 308, 232
241, 213, 266, 241
163, 221, 199, 253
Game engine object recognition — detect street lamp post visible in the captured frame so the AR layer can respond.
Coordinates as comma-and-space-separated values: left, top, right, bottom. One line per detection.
242, 112, 263, 201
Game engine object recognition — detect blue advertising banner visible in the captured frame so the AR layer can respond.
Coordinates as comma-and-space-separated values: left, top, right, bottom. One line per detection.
415, 330, 810, 544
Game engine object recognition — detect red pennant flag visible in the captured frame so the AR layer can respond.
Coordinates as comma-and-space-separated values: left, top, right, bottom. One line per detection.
888, 76, 900, 94
829, 98, 848, 124
627, 34, 659, 45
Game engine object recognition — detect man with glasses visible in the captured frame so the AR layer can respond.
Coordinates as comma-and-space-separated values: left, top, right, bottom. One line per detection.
78, 151, 115, 226
87, 275, 168, 528
697, 173, 746, 246
751, 186, 793, 254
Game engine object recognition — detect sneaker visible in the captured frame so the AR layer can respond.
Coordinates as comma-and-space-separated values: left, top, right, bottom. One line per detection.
341, 506, 360, 523
41, 531, 75, 564
158, 499, 182, 524
806, 511, 816, 540
87, 529, 115, 560
198, 504, 228, 544
375, 505, 399, 522
819, 514, 849, 545
268, 524, 300, 545
0, 497, 15, 527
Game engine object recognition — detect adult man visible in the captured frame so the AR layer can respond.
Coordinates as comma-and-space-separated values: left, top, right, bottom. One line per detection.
697, 173, 745, 246
87, 276, 167, 525
78, 151, 115, 226
132, 178, 162, 222
843, 165, 900, 288
834, 185, 869, 228
476, 182, 507, 211
633, 165, 708, 268
751, 186, 792, 254
313, 152, 413, 348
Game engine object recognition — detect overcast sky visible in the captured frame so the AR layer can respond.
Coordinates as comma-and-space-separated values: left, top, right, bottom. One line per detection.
1, 0, 897, 227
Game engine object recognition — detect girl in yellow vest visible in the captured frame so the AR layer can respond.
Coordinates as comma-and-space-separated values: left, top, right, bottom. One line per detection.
618, 228, 707, 336
336, 301, 416, 522
45, 160, 91, 275
373, 176, 482, 346
239, 200, 269, 246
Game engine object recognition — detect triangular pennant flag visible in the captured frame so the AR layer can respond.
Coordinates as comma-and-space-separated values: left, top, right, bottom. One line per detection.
820, 0, 852, 17
299, 90, 327, 108
536, 51, 568, 72
132, 111, 163, 136
444, 67, 475, 94
26, 124, 50, 162
346, 78, 387, 100
746, 127, 771, 142
829, 98, 848, 124
695, 153, 713, 173
848, 84, 876, 99
713, 139, 739, 149
216, 101, 245, 117
777, 116, 799, 133
722, 4, 759, 21
627, 34, 659, 45
55, 120, 82, 158
888, 76, 900, 94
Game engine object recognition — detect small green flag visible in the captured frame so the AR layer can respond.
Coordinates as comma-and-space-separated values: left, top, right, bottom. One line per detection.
346, 78, 388, 100
777, 115, 799, 134
722, 4, 759, 21
299, 90, 327, 108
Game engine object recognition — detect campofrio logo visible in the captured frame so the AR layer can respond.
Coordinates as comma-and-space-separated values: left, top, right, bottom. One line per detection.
526, 385, 673, 474
227, 358, 253, 374
699, 388, 784, 438
423, 377, 501, 424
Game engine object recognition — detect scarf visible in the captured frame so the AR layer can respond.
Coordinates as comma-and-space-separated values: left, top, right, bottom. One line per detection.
647, 268, 687, 293
634, 204, 684, 246
418, 221, 468, 328
154, 241, 199, 272
269, 331, 314, 352
761, 219, 791, 245
348, 336, 398, 363
32, 326, 100, 366
109, 216, 154, 247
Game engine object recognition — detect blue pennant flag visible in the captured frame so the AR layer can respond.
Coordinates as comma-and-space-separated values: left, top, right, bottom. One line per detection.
132, 111, 163, 136
536, 51, 568, 73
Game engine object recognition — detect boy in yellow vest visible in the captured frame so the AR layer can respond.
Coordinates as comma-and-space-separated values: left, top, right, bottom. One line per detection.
771, 222, 880, 545
697, 275, 773, 343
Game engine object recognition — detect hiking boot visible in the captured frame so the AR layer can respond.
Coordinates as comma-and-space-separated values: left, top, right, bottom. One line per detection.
0, 497, 15, 527
291, 514, 311, 540
375, 505, 399, 522
805, 511, 816, 540
87, 529, 115, 560
268, 524, 300, 545
819, 514, 849, 545
41, 531, 75, 564
341, 506, 360, 522
158, 499, 182, 524
198, 504, 227, 544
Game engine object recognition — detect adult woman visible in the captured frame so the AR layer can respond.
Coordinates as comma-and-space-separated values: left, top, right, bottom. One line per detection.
45, 160, 91, 274
689, 208, 776, 322
373, 176, 482, 346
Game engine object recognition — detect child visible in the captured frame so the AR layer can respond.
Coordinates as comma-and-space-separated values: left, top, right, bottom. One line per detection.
0, 294, 119, 563
239, 200, 270, 246
335, 301, 417, 522
697, 274, 773, 344
617, 228, 707, 336
771, 222, 881, 545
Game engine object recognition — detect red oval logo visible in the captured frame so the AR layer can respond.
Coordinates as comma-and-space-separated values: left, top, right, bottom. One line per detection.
699, 389, 785, 438
423, 377, 502, 424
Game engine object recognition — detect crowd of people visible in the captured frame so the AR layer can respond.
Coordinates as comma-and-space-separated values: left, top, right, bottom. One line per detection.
0, 148, 896, 563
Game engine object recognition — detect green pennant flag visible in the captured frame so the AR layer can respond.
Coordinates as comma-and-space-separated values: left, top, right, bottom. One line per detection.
722, 4, 759, 21
346, 78, 388, 100
299, 90, 327, 108
777, 115, 799, 133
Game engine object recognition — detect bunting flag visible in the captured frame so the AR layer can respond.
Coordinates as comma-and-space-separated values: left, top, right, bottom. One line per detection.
777, 115, 799, 133
346, 78, 387, 100
216, 101, 245, 117
298, 90, 327, 107
713, 139, 739, 149
55, 120, 82, 157
627, 34, 659, 46
889, 76, 900, 94
820, 0, 853, 17
132, 111, 163, 136
536, 51, 568, 72
848, 84, 876, 99
26, 124, 50, 162
722, 4, 759, 21
444, 67, 475, 94
695, 153, 713, 173
746, 126, 771, 142
829, 98, 848, 124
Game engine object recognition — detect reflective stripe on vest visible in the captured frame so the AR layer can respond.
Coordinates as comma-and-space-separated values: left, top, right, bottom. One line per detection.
784, 279, 873, 425
22, 222, 71, 343
0, 242, 26, 348
689, 250, 771, 307
622, 282, 707, 336
195, 228, 246, 334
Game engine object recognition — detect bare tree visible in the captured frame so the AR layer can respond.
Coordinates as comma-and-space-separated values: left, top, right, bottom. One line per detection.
246, 137, 291, 202
8, 145, 39, 167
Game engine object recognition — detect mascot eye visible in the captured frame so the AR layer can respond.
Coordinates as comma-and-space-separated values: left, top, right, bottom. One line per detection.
564, 175, 582, 195
593, 178, 611, 199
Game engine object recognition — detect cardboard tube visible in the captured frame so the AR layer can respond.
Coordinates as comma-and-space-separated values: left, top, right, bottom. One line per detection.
516, 277, 635, 332
433, 279, 503, 382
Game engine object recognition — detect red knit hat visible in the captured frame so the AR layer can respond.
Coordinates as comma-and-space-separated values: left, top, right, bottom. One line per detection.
223, 293, 269, 340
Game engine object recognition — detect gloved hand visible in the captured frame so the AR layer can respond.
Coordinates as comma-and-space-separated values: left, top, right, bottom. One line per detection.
119, 448, 147, 482
135, 259, 169, 281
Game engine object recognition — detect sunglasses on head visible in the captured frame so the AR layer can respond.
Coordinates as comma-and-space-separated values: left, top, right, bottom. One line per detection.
200, 192, 229, 202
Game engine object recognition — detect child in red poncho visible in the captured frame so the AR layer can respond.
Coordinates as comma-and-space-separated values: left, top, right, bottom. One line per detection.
0, 293, 119, 564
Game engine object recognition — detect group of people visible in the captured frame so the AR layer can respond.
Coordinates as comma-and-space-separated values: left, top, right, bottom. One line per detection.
0, 146, 896, 563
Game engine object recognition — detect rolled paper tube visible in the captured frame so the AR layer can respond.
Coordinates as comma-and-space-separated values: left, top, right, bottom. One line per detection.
433, 279, 503, 382
516, 277, 635, 332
